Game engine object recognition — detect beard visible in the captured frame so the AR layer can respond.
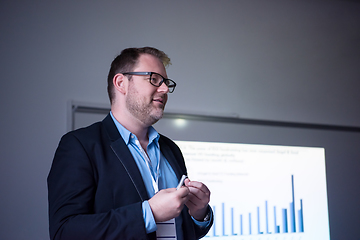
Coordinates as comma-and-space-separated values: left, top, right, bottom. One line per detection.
125, 83, 166, 126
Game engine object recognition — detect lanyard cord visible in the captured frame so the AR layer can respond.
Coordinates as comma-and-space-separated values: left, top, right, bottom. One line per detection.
134, 139, 160, 194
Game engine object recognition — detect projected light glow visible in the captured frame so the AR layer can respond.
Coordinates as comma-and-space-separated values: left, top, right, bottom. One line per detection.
175, 141, 330, 240
173, 118, 187, 128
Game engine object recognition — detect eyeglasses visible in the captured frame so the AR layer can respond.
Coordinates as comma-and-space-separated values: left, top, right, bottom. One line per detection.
122, 72, 177, 93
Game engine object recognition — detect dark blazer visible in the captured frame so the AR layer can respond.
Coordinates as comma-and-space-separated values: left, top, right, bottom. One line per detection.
47, 114, 212, 240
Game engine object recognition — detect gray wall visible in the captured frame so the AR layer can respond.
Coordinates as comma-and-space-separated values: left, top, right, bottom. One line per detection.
1, 1, 359, 239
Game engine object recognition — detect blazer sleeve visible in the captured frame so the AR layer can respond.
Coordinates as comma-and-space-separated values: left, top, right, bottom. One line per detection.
47, 131, 150, 240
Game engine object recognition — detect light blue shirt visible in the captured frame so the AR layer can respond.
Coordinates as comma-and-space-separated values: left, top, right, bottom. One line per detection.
110, 112, 210, 239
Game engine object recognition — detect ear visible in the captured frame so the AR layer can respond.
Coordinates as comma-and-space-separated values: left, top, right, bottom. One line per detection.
113, 73, 127, 95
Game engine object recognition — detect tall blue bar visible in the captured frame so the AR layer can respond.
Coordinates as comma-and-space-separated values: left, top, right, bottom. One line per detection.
290, 175, 296, 233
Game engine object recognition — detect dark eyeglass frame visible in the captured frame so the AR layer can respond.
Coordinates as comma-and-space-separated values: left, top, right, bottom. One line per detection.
122, 72, 177, 93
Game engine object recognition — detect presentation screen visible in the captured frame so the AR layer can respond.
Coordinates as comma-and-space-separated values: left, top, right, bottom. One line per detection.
152, 113, 360, 240
176, 140, 328, 239
72, 104, 360, 240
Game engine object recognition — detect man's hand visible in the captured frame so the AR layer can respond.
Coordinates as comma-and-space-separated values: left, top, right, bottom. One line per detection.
184, 178, 211, 221
148, 187, 189, 222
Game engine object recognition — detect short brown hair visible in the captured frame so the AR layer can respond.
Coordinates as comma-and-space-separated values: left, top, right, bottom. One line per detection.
107, 47, 171, 104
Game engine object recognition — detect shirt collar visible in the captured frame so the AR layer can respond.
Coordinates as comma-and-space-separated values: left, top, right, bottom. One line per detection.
148, 125, 160, 146
110, 111, 160, 146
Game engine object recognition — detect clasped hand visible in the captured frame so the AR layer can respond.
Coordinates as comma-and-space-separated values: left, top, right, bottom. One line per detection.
148, 179, 210, 222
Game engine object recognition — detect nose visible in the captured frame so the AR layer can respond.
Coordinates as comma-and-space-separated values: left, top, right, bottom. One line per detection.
158, 81, 169, 93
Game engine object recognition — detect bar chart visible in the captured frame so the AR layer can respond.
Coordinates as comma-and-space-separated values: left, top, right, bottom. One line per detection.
211, 175, 304, 237
175, 140, 330, 240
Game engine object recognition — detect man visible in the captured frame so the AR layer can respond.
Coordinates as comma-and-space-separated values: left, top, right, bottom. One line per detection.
48, 47, 213, 239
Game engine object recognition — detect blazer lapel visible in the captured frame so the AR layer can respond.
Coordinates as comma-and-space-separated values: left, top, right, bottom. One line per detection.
102, 114, 149, 201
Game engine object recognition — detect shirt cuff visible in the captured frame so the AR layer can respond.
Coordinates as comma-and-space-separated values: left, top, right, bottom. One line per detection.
191, 206, 213, 228
142, 201, 157, 233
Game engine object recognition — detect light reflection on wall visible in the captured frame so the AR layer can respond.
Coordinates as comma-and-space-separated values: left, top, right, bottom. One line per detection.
173, 118, 187, 128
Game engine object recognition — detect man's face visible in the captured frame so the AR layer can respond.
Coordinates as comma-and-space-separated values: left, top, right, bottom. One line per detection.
125, 54, 169, 126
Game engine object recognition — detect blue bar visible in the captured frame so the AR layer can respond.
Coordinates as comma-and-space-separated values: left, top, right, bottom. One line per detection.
240, 214, 243, 235
266, 201, 270, 234
231, 208, 237, 235
222, 203, 227, 236
298, 199, 304, 232
257, 207, 263, 234
249, 213, 252, 235
290, 202, 295, 232
257, 207, 260, 234
290, 175, 296, 233
274, 206, 279, 233
213, 206, 218, 237
282, 208, 288, 233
